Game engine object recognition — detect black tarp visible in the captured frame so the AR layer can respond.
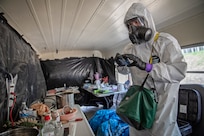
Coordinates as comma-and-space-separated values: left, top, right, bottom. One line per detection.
40, 57, 117, 90
0, 12, 117, 131
0, 13, 47, 131
40, 57, 117, 107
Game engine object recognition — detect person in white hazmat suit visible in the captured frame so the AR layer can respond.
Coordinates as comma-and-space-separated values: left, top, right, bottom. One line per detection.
115, 3, 187, 136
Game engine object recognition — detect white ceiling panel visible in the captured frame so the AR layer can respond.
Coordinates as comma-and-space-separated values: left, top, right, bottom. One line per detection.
0, 0, 204, 55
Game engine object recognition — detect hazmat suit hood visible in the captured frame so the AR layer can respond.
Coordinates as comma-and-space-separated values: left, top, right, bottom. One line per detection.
124, 3, 156, 44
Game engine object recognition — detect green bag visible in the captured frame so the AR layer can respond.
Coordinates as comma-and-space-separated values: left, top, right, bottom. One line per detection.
116, 74, 157, 130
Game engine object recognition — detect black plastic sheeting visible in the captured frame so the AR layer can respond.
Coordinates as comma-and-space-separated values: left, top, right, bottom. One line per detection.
40, 57, 116, 107
0, 12, 117, 131
40, 57, 117, 90
0, 13, 47, 131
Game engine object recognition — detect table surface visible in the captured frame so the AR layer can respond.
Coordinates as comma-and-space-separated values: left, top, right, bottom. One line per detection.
83, 84, 127, 97
46, 86, 80, 97
63, 104, 95, 136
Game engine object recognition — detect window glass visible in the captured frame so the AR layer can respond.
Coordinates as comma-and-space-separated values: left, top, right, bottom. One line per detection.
181, 43, 204, 84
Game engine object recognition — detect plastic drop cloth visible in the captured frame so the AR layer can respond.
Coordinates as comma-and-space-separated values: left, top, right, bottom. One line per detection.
89, 109, 129, 136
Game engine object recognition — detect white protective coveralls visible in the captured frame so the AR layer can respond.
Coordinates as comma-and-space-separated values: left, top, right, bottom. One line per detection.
119, 3, 187, 136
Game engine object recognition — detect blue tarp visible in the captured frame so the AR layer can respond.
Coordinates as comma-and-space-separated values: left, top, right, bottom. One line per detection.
89, 109, 129, 136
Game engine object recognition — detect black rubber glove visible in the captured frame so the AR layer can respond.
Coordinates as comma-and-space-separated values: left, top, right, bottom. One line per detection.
123, 54, 152, 72
115, 53, 130, 66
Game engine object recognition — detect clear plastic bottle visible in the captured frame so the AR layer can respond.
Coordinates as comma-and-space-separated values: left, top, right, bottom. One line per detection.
51, 110, 63, 136
42, 115, 55, 136
52, 120, 63, 136
19, 101, 29, 118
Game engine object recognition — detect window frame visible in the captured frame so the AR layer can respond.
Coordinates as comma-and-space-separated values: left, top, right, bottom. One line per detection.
181, 42, 204, 84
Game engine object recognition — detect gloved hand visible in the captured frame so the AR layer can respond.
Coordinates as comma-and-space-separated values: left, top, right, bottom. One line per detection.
115, 53, 130, 66
123, 54, 152, 72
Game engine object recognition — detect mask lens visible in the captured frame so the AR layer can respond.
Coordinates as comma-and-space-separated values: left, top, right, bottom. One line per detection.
127, 17, 145, 27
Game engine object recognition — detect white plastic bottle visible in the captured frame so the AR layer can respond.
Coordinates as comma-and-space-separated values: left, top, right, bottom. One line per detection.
19, 101, 29, 118
42, 115, 55, 136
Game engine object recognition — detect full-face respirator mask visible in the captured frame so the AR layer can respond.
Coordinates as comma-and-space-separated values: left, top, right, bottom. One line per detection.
126, 17, 152, 44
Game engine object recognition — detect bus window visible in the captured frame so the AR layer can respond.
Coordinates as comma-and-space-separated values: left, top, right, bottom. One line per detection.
181, 43, 204, 84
